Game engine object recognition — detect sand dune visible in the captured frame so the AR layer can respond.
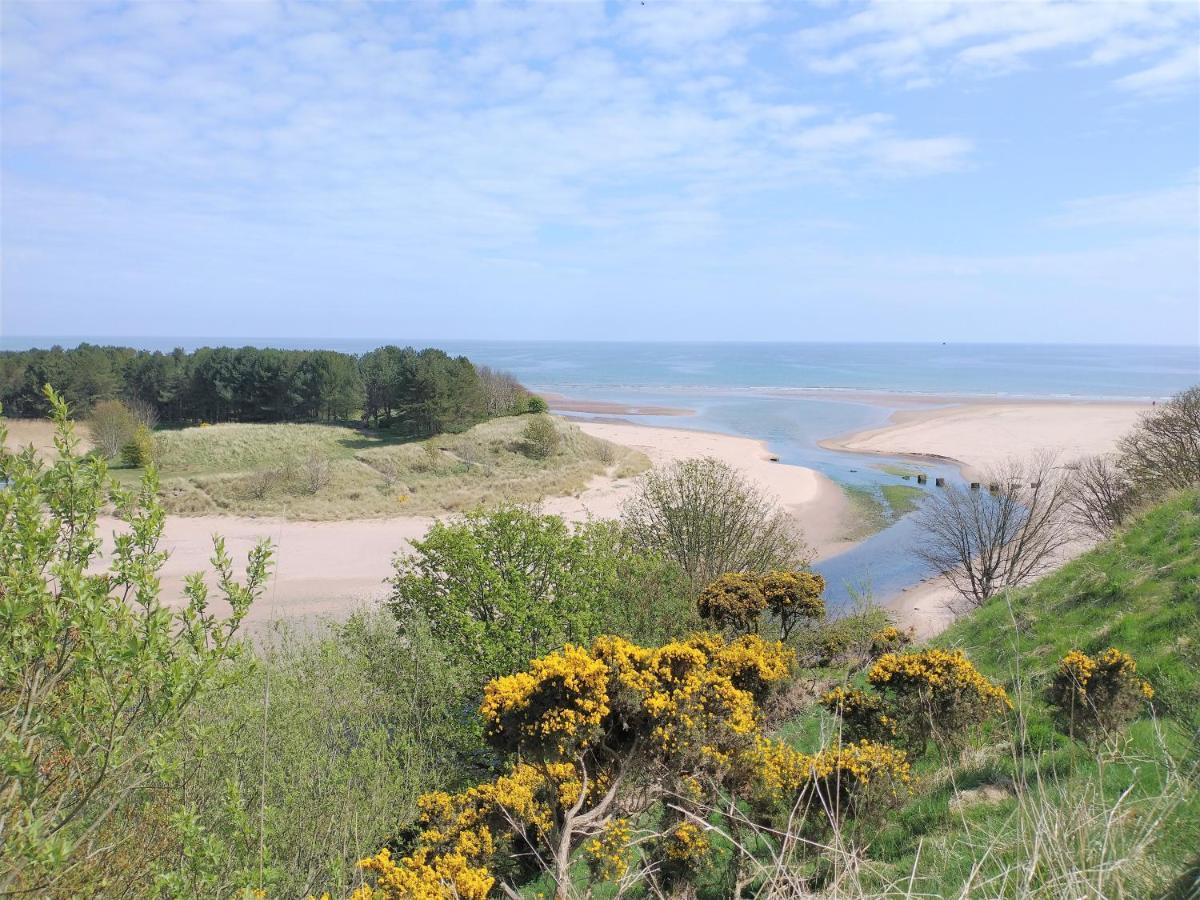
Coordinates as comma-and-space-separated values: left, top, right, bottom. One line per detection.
823, 400, 1150, 479
96, 420, 850, 629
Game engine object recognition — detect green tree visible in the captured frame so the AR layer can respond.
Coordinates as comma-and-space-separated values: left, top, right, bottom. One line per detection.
623, 456, 808, 589
86, 397, 137, 458
0, 387, 271, 896
387, 507, 693, 686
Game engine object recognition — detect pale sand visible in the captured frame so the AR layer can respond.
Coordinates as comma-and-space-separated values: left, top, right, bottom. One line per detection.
94, 420, 851, 629
829, 400, 1153, 638
823, 401, 1150, 480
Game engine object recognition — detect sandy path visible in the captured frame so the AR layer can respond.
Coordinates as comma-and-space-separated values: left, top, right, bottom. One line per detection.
96, 420, 851, 629
823, 401, 1150, 479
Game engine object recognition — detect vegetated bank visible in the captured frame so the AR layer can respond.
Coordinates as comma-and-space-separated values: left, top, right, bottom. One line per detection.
4, 389, 1197, 899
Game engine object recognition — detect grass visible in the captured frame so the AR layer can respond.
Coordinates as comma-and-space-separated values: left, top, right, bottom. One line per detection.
841, 482, 927, 539
876, 462, 924, 479
826, 490, 1200, 897
132, 416, 648, 519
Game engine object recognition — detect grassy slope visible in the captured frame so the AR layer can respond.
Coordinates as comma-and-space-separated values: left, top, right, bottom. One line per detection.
137, 416, 648, 519
854, 491, 1200, 895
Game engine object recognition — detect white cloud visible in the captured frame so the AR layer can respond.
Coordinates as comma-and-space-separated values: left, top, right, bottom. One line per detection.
794, 0, 1199, 94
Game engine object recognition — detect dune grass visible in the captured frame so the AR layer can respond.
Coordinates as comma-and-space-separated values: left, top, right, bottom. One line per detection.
138, 416, 648, 519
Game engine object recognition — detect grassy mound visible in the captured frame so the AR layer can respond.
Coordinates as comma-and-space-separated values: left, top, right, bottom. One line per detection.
140, 416, 648, 519
837, 490, 1200, 896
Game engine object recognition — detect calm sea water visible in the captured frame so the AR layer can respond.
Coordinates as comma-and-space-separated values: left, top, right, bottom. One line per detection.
7, 337, 1198, 608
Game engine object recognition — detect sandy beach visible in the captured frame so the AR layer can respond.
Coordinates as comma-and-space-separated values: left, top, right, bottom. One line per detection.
94, 420, 852, 629
823, 400, 1151, 479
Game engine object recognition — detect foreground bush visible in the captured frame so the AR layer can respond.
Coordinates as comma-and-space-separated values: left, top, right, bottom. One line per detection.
0, 388, 270, 896
353, 632, 795, 897
820, 687, 899, 744
867, 649, 1012, 754
1046, 648, 1154, 743
153, 612, 467, 899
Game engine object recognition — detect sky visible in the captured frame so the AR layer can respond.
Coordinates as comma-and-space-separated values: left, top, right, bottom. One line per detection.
1, 0, 1198, 345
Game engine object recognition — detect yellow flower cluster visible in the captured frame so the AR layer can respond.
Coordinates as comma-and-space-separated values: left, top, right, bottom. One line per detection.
807, 740, 912, 790
697, 573, 768, 631
758, 570, 826, 619
868, 649, 1012, 710
662, 823, 710, 864
585, 818, 632, 882
869, 625, 913, 657
350, 847, 493, 900
481, 644, 611, 755
1058, 648, 1154, 700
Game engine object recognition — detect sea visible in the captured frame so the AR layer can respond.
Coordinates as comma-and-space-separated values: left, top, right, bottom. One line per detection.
6, 337, 1199, 608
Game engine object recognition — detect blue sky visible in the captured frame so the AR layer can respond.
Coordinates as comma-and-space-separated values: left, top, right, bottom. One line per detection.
1, 0, 1197, 344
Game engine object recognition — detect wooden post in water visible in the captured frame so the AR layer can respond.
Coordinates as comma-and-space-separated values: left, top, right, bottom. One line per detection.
916, 474, 927, 485
970, 482, 981, 490
935, 477, 946, 487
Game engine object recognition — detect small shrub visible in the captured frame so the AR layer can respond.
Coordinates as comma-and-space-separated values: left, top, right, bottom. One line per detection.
804, 739, 912, 825
525, 395, 549, 414
87, 399, 137, 459
794, 607, 889, 670
869, 625, 913, 659
697, 572, 767, 633
820, 686, 899, 743
1046, 648, 1154, 743
297, 451, 331, 494
241, 468, 281, 500
520, 415, 560, 459
119, 424, 156, 467
867, 649, 1012, 755
758, 570, 825, 638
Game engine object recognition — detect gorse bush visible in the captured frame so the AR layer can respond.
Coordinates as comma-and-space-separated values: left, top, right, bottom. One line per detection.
867, 649, 1012, 755
820, 687, 899, 744
1046, 648, 1154, 744
697, 572, 768, 633
869, 624, 913, 658
353, 632, 796, 897
759, 570, 826, 639
697, 569, 827, 639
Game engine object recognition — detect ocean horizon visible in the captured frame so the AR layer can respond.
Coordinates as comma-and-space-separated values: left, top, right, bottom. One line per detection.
5, 336, 1198, 401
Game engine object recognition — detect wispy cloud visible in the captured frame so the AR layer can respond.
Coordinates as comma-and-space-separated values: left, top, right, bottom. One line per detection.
794, 0, 1199, 94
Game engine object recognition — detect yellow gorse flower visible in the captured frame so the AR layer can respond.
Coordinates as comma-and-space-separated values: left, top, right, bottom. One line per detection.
868, 649, 1012, 710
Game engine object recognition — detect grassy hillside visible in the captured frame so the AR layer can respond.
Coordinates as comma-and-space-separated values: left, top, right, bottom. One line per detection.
137, 416, 648, 518
822, 490, 1200, 897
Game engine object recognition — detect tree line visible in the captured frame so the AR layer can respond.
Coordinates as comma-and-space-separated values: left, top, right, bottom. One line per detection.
0, 343, 541, 436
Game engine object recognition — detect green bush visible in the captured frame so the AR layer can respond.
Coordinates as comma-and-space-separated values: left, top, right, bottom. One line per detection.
154, 611, 467, 898
120, 422, 156, 467
525, 395, 549, 414
388, 507, 695, 687
0, 387, 270, 896
520, 414, 560, 459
